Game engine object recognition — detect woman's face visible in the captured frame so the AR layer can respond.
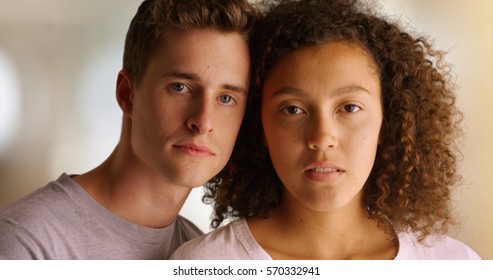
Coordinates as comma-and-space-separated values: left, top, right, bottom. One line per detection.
261, 41, 382, 213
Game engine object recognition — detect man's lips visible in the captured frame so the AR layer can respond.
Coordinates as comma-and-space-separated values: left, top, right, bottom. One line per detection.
172, 143, 215, 156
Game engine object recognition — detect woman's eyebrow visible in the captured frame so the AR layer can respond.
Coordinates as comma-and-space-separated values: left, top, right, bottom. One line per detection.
333, 84, 372, 95
268, 84, 372, 98
269, 86, 307, 98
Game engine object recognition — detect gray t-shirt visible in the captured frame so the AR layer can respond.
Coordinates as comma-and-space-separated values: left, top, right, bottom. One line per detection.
0, 173, 203, 259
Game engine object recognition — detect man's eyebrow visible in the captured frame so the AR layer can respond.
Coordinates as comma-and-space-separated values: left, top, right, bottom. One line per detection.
163, 71, 247, 95
163, 71, 200, 81
222, 84, 247, 95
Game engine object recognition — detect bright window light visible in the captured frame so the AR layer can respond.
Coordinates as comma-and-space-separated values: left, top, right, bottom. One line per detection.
0, 49, 21, 155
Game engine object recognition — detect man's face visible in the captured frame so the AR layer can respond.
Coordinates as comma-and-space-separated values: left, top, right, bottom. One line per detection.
128, 29, 250, 188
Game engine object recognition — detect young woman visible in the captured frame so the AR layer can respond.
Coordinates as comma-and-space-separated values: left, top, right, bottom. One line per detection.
171, 0, 481, 259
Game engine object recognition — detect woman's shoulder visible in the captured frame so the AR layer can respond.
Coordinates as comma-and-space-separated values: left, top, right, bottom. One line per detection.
395, 231, 481, 260
170, 218, 271, 260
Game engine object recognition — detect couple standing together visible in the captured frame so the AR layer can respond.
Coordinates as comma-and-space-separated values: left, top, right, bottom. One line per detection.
0, 0, 480, 260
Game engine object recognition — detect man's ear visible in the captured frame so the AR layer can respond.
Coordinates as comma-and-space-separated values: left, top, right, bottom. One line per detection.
116, 70, 134, 116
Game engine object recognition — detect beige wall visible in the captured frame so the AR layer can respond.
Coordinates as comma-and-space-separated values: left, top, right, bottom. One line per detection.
380, 0, 493, 260
0, 0, 492, 259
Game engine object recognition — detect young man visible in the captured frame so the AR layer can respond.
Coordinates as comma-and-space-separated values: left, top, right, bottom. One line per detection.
0, 0, 258, 259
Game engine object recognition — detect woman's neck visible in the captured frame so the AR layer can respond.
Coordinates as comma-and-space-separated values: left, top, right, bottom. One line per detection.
247, 195, 397, 260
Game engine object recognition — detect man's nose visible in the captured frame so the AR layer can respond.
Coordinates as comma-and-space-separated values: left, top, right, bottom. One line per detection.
186, 97, 214, 134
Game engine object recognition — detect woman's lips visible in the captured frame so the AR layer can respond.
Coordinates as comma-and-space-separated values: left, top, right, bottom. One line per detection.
304, 162, 345, 182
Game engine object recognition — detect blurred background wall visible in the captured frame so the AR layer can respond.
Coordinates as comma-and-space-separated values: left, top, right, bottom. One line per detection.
0, 0, 491, 259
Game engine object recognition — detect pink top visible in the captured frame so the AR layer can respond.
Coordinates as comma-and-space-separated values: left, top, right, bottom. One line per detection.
171, 218, 481, 260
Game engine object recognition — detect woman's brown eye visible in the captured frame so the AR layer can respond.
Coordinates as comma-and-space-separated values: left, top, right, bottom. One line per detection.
283, 106, 303, 115
343, 104, 360, 112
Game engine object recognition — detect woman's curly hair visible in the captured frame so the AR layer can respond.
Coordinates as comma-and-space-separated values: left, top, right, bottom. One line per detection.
204, 0, 463, 240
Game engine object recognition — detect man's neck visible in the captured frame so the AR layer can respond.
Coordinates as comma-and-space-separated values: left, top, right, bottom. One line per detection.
73, 146, 192, 229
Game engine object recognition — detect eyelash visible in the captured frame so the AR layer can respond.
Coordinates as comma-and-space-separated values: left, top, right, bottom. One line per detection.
338, 103, 362, 113
281, 105, 305, 115
168, 83, 237, 106
218, 95, 236, 105
168, 82, 191, 94
280, 103, 362, 115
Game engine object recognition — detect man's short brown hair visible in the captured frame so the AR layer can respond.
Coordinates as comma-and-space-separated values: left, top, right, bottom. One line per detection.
123, 0, 259, 84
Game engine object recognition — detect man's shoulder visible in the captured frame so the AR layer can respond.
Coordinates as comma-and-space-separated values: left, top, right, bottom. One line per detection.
0, 174, 75, 223
0, 174, 77, 259
171, 219, 262, 260
0, 174, 89, 258
174, 215, 204, 238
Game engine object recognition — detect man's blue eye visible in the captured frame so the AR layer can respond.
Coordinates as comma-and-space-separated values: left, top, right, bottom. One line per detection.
169, 83, 186, 92
220, 95, 232, 104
